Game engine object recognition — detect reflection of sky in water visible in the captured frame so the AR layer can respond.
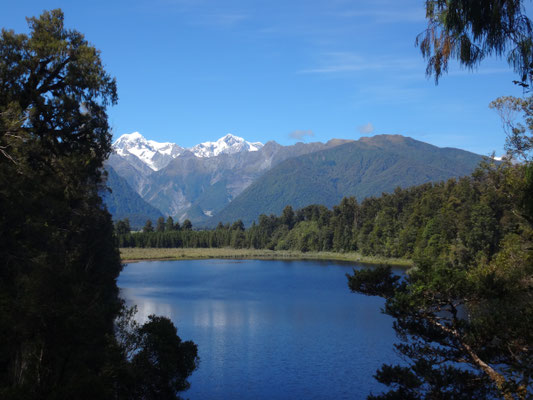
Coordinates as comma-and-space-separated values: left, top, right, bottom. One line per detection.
119, 259, 404, 399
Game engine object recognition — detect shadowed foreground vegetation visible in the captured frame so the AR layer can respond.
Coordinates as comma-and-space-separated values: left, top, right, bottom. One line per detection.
0, 11, 198, 400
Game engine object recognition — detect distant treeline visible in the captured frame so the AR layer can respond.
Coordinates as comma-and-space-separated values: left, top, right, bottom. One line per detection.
117, 160, 519, 265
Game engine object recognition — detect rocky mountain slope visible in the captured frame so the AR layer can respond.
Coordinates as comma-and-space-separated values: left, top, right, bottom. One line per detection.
101, 166, 163, 229
105, 132, 351, 224
104, 132, 485, 227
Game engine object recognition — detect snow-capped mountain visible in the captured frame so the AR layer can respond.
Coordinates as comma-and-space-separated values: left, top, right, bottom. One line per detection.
190, 134, 263, 158
113, 132, 185, 171
113, 132, 263, 171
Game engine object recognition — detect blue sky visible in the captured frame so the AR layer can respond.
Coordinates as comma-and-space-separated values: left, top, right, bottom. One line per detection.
2, 0, 528, 155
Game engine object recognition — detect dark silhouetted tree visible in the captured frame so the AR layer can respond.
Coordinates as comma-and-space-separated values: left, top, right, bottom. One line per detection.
143, 219, 154, 233
0, 10, 198, 399
156, 216, 165, 232
417, 0, 533, 86
165, 216, 175, 231
182, 219, 192, 231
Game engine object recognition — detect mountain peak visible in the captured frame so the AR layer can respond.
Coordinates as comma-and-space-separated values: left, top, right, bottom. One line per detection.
113, 132, 185, 171
114, 131, 146, 146
112, 132, 264, 169
220, 133, 242, 142
191, 134, 263, 158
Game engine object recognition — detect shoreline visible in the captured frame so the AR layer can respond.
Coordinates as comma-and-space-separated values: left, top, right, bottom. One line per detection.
120, 247, 413, 268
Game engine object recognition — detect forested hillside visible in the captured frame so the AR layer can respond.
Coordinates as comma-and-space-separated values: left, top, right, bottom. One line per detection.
212, 135, 484, 226
119, 159, 511, 264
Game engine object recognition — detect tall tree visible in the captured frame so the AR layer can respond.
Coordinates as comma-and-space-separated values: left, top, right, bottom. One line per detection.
347, 0, 533, 398
417, 0, 533, 86
0, 9, 122, 399
182, 219, 192, 231
165, 216, 175, 231
116, 218, 131, 235
156, 216, 166, 232
143, 219, 154, 233
0, 10, 197, 399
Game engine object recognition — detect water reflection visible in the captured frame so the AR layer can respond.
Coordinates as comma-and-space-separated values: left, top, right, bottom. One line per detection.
120, 288, 174, 322
118, 259, 403, 400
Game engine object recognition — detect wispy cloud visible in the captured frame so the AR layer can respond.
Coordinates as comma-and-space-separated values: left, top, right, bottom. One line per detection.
300, 52, 419, 74
335, 8, 425, 23
358, 122, 375, 134
289, 129, 315, 140
448, 67, 511, 76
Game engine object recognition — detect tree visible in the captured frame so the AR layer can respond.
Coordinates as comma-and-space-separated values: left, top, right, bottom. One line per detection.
115, 311, 199, 400
182, 219, 192, 231
490, 95, 533, 162
165, 216, 175, 231
348, 202, 532, 399
0, 10, 197, 399
417, 0, 533, 86
231, 219, 245, 231
0, 9, 122, 399
143, 219, 154, 233
156, 216, 166, 232
347, 1, 533, 398
116, 218, 131, 235
281, 205, 295, 229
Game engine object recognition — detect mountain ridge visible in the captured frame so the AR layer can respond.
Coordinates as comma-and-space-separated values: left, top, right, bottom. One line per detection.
113, 132, 264, 171
105, 133, 487, 227
209, 135, 486, 226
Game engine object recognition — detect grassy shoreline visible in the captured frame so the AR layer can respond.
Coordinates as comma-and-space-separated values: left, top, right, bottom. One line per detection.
120, 247, 413, 267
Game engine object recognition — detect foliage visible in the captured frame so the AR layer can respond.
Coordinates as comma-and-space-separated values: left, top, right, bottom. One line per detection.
417, 0, 533, 86
0, 10, 197, 399
490, 95, 533, 162
115, 310, 199, 400
348, 1, 533, 394
120, 162, 516, 262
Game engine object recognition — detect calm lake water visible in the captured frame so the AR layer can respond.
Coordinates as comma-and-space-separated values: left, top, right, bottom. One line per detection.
118, 259, 404, 399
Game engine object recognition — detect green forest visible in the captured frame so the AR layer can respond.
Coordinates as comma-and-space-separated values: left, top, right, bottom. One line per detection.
1, 1, 532, 400
118, 158, 524, 264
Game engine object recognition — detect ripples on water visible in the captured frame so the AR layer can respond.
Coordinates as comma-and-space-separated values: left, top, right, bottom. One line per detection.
118, 259, 404, 400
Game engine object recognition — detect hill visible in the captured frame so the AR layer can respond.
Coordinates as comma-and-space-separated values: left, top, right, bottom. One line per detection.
210, 135, 485, 226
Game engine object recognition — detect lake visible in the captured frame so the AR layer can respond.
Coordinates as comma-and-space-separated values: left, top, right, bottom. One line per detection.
118, 259, 403, 399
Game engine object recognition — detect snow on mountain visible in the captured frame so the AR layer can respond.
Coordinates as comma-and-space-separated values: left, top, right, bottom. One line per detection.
113, 132, 185, 171
113, 132, 264, 170
190, 134, 263, 158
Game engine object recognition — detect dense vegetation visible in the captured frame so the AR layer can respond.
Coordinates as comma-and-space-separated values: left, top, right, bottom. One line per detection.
118, 158, 513, 263
0, 10, 197, 399
211, 135, 483, 226
351, 1, 533, 398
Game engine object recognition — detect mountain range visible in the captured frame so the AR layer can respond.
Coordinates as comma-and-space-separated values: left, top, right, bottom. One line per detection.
103, 132, 485, 228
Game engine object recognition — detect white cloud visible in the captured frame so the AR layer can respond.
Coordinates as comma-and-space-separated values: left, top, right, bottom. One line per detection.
358, 123, 374, 134
289, 129, 315, 140
335, 8, 425, 23
300, 52, 419, 74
